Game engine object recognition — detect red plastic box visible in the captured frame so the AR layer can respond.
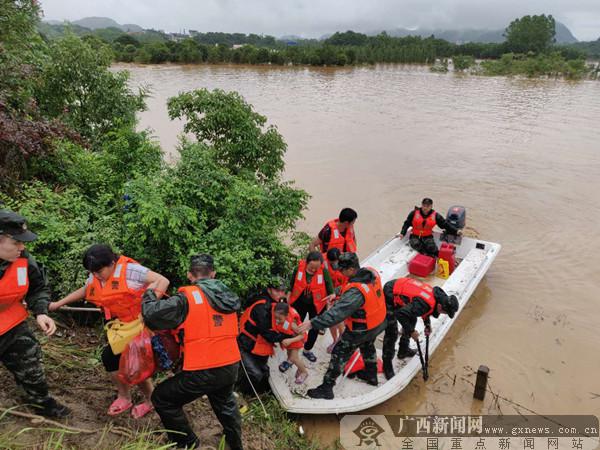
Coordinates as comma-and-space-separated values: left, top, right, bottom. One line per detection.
409, 254, 436, 277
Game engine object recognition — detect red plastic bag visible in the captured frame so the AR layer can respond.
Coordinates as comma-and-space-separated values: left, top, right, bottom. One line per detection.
344, 350, 384, 375
118, 328, 156, 385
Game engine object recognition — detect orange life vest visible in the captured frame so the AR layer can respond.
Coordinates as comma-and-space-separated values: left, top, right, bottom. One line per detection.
321, 219, 357, 253
289, 260, 328, 313
271, 304, 307, 349
342, 272, 386, 332
411, 209, 437, 237
324, 259, 347, 289
0, 258, 30, 335
178, 285, 241, 371
239, 299, 274, 356
392, 278, 436, 318
84, 255, 145, 322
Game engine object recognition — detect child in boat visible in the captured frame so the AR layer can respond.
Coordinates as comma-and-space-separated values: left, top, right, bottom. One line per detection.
273, 302, 309, 384
324, 248, 347, 353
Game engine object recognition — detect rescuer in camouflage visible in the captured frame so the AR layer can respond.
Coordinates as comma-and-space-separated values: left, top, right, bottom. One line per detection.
0, 210, 70, 418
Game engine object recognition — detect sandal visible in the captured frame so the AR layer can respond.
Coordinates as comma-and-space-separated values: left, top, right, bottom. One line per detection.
279, 360, 293, 373
303, 351, 317, 362
107, 397, 133, 416
131, 402, 154, 419
295, 372, 308, 384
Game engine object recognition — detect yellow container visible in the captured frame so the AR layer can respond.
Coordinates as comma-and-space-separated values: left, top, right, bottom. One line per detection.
437, 258, 450, 279
105, 318, 143, 355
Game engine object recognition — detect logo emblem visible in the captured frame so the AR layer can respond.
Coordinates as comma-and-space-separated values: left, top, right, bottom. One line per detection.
111, 281, 119, 290
213, 314, 224, 327
353, 417, 385, 446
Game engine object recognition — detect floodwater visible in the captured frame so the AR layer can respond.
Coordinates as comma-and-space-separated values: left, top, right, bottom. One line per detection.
121, 63, 600, 443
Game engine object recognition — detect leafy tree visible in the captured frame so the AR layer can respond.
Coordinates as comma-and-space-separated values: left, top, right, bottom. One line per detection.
35, 34, 146, 144
167, 89, 287, 181
504, 14, 556, 54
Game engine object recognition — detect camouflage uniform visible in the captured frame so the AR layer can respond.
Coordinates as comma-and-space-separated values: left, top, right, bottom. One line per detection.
0, 251, 52, 407
142, 277, 243, 450
310, 268, 386, 386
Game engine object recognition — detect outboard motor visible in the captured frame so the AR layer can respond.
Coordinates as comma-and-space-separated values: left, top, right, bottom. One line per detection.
442, 205, 466, 244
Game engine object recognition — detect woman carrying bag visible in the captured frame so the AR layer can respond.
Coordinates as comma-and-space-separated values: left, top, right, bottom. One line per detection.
50, 244, 169, 418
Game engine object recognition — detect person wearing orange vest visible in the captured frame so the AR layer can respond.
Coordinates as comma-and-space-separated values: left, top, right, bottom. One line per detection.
297, 253, 387, 400
272, 302, 309, 384
381, 277, 459, 380
50, 244, 169, 419
141, 254, 243, 450
237, 277, 292, 394
396, 198, 460, 257
0, 211, 70, 418
309, 207, 358, 254
287, 251, 335, 363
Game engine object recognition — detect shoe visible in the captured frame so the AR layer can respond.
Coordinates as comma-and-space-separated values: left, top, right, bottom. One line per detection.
295, 371, 309, 384
303, 351, 317, 362
37, 398, 72, 419
353, 369, 378, 386
279, 360, 293, 373
397, 347, 417, 359
107, 397, 133, 416
383, 360, 395, 380
307, 383, 334, 399
131, 402, 154, 419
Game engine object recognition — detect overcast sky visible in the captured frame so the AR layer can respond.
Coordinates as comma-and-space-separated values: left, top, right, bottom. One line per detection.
40, 0, 599, 41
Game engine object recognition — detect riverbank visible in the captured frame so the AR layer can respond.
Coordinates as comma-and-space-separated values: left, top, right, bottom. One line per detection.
0, 319, 324, 450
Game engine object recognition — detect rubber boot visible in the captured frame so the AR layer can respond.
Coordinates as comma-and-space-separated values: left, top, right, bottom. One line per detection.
397, 334, 417, 359
383, 359, 395, 380
307, 383, 335, 399
353, 363, 378, 386
37, 398, 71, 418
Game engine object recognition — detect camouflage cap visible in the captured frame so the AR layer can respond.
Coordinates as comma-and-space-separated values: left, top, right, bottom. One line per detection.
433, 286, 459, 318
0, 210, 37, 242
337, 252, 360, 270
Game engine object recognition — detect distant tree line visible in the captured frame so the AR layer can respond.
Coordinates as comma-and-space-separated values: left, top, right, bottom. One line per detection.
38, 15, 598, 76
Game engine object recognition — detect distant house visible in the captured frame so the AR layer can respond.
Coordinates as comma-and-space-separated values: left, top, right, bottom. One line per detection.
232, 44, 245, 49
168, 32, 188, 42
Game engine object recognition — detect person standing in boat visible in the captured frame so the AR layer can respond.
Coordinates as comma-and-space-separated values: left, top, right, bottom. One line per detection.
309, 208, 358, 254
381, 277, 459, 380
141, 254, 243, 450
323, 248, 347, 353
50, 244, 169, 418
287, 251, 335, 363
396, 198, 460, 257
236, 277, 291, 393
297, 253, 387, 400
0, 210, 71, 418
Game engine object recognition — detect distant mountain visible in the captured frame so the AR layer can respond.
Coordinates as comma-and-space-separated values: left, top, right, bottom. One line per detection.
374, 21, 578, 44
67, 17, 143, 33
122, 23, 144, 33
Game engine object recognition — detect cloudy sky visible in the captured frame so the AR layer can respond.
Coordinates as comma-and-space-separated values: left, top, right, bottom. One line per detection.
40, 0, 599, 41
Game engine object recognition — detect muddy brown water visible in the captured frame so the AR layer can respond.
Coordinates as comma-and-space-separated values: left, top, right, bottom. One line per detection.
121, 63, 600, 444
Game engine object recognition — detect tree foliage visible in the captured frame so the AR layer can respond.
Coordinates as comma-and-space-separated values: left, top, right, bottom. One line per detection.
504, 14, 556, 54
35, 34, 147, 144
167, 89, 287, 181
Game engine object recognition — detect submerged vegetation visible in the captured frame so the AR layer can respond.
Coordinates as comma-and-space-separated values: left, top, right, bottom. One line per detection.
38, 13, 599, 80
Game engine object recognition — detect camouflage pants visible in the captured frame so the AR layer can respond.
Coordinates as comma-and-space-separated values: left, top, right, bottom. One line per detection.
382, 296, 411, 362
323, 329, 378, 386
409, 235, 438, 257
0, 322, 51, 405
